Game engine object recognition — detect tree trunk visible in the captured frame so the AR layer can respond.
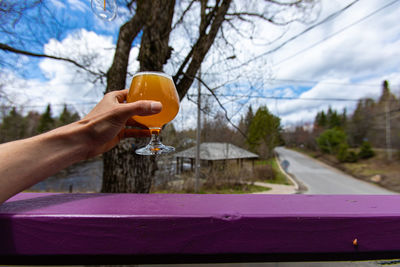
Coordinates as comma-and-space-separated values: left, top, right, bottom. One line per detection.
102, 139, 157, 192
101, 0, 175, 193
138, 0, 175, 71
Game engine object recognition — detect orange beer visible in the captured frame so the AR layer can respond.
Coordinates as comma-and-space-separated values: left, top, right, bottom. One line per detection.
127, 72, 179, 129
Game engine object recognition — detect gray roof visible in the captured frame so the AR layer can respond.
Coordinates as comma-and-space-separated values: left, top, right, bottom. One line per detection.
174, 142, 258, 161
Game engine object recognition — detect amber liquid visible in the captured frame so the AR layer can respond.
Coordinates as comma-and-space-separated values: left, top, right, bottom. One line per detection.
127, 72, 179, 129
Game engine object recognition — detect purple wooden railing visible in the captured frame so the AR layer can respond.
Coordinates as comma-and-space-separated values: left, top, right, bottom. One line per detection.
1, 193, 400, 264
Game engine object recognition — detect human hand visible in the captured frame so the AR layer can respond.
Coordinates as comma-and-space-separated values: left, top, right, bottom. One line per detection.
79, 89, 162, 158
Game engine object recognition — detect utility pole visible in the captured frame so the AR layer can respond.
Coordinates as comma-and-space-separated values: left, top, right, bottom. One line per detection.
385, 101, 392, 161
195, 67, 201, 193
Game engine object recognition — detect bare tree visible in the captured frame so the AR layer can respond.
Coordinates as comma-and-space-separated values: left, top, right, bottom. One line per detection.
1, 0, 321, 193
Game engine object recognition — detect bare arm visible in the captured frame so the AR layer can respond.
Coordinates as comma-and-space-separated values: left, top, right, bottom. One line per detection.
0, 89, 162, 204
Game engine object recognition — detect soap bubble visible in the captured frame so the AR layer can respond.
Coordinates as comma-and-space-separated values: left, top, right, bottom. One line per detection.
91, 0, 117, 21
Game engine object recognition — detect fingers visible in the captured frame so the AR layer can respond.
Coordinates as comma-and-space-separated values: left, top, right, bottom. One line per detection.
122, 100, 162, 117
110, 89, 162, 117
107, 89, 129, 103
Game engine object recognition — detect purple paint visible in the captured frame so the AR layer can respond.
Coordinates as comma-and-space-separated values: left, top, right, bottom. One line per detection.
1, 193, 400, 261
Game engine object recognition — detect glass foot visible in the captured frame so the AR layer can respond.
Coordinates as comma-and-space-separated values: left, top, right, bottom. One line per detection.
135, 143, 175, 155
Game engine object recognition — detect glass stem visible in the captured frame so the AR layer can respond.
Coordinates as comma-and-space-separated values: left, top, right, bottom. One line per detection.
149, 132, 162, 148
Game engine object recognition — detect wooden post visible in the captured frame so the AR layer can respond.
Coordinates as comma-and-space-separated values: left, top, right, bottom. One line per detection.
180, 158, 183, 173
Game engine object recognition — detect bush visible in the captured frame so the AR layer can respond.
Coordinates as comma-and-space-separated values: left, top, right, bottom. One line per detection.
253, 164, 275, 181
202, 165, 252, 191
337, 143, 358, 163
317, 128, 347, 154
346, 151, 358, 163
358, 141, 375, 159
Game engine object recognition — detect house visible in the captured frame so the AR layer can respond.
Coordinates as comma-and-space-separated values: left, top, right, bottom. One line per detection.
174, 142, 258, 173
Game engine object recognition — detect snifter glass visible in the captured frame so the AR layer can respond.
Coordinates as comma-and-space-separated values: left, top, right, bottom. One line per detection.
127, 72, 180, 155
91, 0, 117, 21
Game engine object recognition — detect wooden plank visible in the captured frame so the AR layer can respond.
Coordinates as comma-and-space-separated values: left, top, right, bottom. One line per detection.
1, 193, 400, 264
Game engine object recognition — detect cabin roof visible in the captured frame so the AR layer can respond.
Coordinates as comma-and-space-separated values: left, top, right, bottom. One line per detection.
174, 142, 258, 161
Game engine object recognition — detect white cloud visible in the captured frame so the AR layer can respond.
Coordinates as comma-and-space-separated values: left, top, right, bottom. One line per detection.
3, 29, 121, 117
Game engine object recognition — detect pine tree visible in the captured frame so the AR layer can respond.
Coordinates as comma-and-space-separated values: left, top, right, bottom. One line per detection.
315, 111, 327, 129
358, 140, 375, 159
247, 106, 282, 159
317, 128, 347, 154
37, 104, 54, 133
56, 104, 80, 127
244, 105, 254, 135
0, 107, 26, 143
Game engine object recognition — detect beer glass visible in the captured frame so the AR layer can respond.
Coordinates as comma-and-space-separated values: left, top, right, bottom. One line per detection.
127, 72, 180, 155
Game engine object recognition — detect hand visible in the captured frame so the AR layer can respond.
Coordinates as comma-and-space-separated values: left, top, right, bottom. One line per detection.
79, 89, 162, 158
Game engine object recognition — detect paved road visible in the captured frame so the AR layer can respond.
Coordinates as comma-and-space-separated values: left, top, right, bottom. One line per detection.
275, 147, 395, 195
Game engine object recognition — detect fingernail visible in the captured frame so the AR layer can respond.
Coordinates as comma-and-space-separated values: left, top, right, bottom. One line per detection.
151, 102, 162, 113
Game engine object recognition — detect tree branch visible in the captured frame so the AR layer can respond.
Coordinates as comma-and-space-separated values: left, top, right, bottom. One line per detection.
171, 0, 196, 31
174, 0, 232, 100
226, 12, 292, 26
197, 76, 247, 139
0, 42, 103, 77
264, 0, 304, 6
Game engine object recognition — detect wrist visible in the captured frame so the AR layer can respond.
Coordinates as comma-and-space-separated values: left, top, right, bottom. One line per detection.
37, 121, 90, 164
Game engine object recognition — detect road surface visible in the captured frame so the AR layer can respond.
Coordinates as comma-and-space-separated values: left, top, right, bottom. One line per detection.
275, 147, 395, 195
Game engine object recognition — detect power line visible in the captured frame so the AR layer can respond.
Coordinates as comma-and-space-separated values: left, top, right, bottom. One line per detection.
221, 0, 360, 72
274, 0, 400, 66
188, 93, 397, 102
0, 101, 98, 109
265, 78, 390, 88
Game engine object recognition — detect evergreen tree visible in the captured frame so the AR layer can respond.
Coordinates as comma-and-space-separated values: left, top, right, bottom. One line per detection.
326, 107, 343, 129
317, 128, 347, 154
379, 80, 395, 103
348, 100, 368, 146
341, 108, 347, 129
56, 104, 80, 127
243, 105, 254, 135
37, 104, 54, 133
358, 140, 375, 159
0, 107, 26, 143
315, 111, 327, 129
337, 142, 358, 163
247, 106, 282, 159
315, 107, 346, 131
236, 105, 254, 148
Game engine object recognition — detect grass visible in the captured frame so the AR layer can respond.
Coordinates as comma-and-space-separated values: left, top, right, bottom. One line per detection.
154, 183, 270, 194
255, 159, 291, 185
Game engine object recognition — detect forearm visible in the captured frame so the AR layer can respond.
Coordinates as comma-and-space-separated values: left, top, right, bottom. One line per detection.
0, 122, 88, 204
0, 92, 162, 205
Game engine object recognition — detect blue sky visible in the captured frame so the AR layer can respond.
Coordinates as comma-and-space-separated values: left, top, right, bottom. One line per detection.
1, 0, 400, 129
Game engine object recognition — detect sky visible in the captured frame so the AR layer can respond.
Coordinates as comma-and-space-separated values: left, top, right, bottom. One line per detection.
1, 0, 400, 131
